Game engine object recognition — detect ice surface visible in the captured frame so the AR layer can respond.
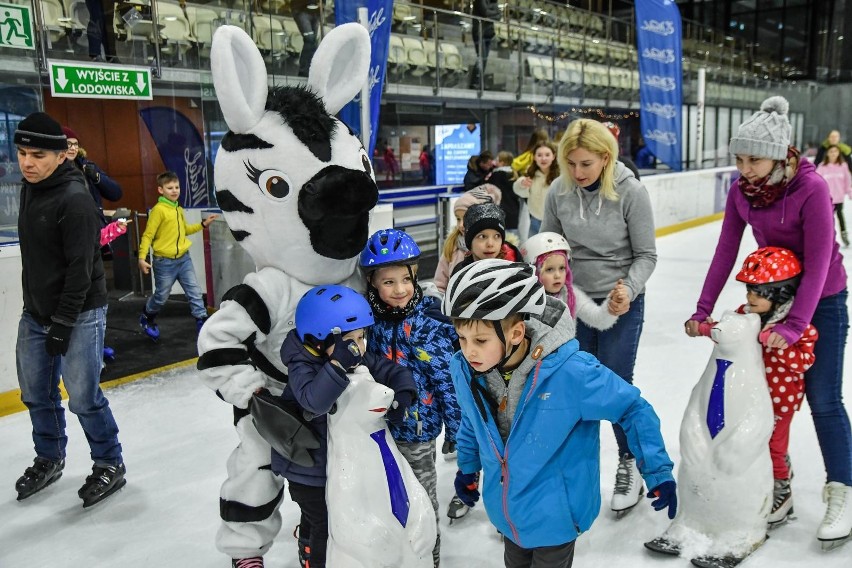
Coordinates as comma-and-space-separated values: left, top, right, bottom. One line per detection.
1, 221, 850, 566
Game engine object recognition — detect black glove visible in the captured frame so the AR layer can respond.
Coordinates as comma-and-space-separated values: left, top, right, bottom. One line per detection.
82, 163, 100, 183
385, 390, 413, 426
330, 335, 362, 371
454, 470, 480, 507
45, 323, 73, 357
442, 439, 457, 455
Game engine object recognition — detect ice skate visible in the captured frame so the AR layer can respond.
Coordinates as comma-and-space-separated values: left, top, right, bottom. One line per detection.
232, 557, 264, 568
15, 457, 65, 501
643, 536, 681, 556
103, 345, 115, 362
293, 524, 310, 567
767, 478, 794, 529
842, 231, 849, 247
139, 312, 160, 342
817, 482, 852, 551
611, 454, 643, 518
78, 462, 126, 507
446, 495, 471, 524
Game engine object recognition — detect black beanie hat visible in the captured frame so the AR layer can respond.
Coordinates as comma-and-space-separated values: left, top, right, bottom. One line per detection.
464, 202, 506, 251
14, 112, 67, 151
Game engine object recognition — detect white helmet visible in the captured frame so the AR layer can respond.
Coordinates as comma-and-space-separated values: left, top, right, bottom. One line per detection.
442, 259, 546, 320
521, 232, 571, 264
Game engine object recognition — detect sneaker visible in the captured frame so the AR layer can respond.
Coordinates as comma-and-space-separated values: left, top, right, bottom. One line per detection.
15, 457, 65, 500
817, 482, 852, 548
232, 558, 264, 568
139, 312, 160, 341
768, 478, 793, 527
611, 454, 644, 517
293, 524, 310, 567
78, 462, 126, 508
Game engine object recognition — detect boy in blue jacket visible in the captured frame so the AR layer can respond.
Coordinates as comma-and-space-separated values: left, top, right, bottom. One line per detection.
442, 259, 677, 567
361, 229, 462, 567
274, 284, 416, 568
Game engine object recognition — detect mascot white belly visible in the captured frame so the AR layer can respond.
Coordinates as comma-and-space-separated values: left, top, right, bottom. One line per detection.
662, 311, 774, 558
326, 366, 437, 568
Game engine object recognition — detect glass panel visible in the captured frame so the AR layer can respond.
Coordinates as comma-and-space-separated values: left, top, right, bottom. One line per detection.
717, 107, 731, 166
703, 106, 716, 168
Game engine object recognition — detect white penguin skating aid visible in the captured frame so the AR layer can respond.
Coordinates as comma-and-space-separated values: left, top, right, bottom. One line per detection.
326, 366, 437, 567
645, 312, 774, 567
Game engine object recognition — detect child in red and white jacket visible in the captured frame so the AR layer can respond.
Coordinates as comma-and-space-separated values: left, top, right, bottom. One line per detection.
696, 246, 817, 529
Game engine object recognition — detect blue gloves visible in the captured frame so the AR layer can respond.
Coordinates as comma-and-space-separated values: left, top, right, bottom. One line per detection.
45, 323, 73, 357
648, 480, 678, 519
454, 470, 480, 507
329, 335, 362, 371
385, 391, 412, 426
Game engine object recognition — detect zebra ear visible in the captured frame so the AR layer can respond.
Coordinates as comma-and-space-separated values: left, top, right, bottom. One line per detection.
307, 23, 371, 115
211, 25, 268, 133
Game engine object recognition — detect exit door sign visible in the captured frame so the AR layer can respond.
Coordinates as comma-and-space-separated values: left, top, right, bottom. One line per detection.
48, 60, 153, 100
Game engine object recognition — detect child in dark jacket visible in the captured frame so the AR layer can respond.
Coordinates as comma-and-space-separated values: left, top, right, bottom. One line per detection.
360, 229, 462, 567
274, 284, 416, 568
454, 202, 523, 274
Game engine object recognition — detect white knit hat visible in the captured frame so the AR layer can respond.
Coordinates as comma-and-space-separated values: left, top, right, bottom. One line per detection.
729, 96, 791, 160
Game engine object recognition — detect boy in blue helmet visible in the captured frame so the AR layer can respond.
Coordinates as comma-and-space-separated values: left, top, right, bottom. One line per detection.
360, 228, 463, 567
274, 284, 416, 568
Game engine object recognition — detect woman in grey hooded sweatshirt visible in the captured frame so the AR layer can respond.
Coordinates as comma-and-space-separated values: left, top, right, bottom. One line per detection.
540, 118, 658, 519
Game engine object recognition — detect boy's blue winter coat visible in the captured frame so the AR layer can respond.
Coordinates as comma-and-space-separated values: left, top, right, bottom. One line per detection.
451, 338, 674, 549
368, 295, 461, 444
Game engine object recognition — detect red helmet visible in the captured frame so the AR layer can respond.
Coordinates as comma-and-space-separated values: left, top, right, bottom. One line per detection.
735, 247, 801, 284
602, 121, 620, 139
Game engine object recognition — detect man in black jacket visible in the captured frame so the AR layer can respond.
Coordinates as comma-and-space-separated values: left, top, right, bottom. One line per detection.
13, 112, 126, 508
471, 0, 500, 88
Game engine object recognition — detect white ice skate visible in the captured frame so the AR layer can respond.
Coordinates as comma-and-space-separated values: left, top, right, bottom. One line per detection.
818, 482, 852, 551
611, 455, 643, 519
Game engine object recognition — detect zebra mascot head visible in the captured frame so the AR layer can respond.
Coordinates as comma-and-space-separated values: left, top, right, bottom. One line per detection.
210, 23, 377, 284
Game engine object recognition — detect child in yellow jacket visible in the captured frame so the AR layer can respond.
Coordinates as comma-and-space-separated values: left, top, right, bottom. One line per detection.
137, 171, 218, 340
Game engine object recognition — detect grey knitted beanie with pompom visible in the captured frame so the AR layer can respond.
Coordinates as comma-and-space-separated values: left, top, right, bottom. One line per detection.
729, 96, 791, 160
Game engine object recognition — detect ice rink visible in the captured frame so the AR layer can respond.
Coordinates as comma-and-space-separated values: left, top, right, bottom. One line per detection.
1, 220, 851, 567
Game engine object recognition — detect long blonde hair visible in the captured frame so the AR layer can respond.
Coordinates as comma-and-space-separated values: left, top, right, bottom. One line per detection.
557, 119, 619, 201
441, 225, 463, 261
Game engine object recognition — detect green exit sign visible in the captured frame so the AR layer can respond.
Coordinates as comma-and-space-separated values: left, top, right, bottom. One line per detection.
48, 60, 153, 100
0, 1, 35, 50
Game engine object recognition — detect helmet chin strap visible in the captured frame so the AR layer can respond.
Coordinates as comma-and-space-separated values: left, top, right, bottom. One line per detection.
470, 320, 525, 377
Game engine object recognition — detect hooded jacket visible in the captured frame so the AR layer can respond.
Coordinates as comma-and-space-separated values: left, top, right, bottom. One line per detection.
368, 295, 461, 444
451, 297, 674, 548
273, 328, 417, 486
541, 161, 657, 300
18, 160, 107, 326
692, 159, 845, 346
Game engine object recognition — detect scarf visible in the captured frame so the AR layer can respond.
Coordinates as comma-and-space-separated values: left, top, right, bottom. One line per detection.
366, 265, 424, 323
738, 146, 800, 208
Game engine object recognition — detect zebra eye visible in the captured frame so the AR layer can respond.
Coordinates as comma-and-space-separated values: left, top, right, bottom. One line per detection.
257, 169, 290, 199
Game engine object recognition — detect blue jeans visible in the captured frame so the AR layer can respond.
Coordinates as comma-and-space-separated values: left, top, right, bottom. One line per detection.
145, 253, 207, 319
528, 216, 542, 237
806, 289, 852, 485
575, 294, 645, 458
16, 307, 122, 465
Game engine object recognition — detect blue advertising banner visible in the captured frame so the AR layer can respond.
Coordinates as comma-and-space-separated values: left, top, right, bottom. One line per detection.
139, 107, 210, 207
635, 0, 683, 171
336, 0, 392, 157
435, 123, 481, 185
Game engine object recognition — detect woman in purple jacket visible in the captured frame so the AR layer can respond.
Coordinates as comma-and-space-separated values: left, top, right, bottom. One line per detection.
685, 96, 852, 549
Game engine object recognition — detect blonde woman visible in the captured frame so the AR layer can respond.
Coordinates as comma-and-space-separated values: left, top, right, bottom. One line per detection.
540, 119, 657, 519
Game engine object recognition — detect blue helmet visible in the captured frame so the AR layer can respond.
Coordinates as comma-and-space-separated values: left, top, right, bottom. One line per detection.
360, 228, 421, 269
295, 285, 374, 344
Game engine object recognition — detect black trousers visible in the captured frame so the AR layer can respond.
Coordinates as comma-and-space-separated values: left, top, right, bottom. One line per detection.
288, 481, 328, 568
504, 537, 576, 568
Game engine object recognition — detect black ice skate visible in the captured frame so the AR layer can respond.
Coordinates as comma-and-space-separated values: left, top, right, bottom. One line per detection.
15, 457, 65, 501
644, 536, 681, 556
78, 463, 126, 507
446, 495, 471, 524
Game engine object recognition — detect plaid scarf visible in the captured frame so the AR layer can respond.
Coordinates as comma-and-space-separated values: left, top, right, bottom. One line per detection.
738, 146, 800, 208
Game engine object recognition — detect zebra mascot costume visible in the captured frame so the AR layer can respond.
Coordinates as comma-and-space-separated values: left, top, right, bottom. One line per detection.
197, 23, 376, 564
